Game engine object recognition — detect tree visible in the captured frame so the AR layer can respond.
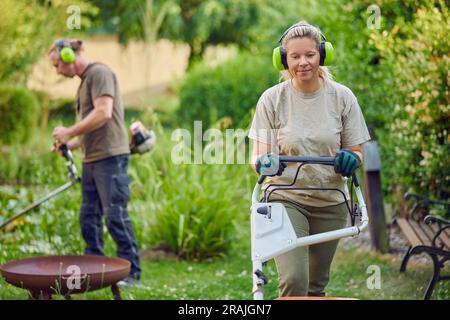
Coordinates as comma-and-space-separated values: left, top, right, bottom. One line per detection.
0, 0, 97, 84
369, 0, 449, 203
88, 0, 299, 67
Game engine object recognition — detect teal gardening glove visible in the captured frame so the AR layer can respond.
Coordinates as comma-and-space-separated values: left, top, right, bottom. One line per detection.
256, 153, 286, 177
334, 149, 361, 177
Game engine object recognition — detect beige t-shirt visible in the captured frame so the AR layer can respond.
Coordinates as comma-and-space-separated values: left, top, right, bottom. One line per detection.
248, 79, 371, 207
76, 63, 130, 163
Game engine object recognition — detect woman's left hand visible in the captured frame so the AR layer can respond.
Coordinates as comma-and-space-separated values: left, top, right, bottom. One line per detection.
334, 149, 361, 177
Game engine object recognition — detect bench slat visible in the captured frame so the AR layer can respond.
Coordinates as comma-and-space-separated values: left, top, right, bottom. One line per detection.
397, 218, 423, 247
421, 223, 437, 241
408, 220, 432, 246
444, 226, 450, 239
427, 223, 450, 251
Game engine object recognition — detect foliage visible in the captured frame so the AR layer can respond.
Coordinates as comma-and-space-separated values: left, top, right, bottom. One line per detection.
368, 0, 449, 203
48, 98, 77, 120
128, 123, 253, 260
88, 0, 296, 66
0, 185, 83, 256
1, 237, 449, 299
0, 86, 39, 145
0, 0, 98, 84
177, 51, 279, 129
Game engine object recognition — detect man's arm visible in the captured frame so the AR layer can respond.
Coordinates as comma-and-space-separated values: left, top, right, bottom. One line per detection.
53, 95, 113, 144
67, 137, 81, 150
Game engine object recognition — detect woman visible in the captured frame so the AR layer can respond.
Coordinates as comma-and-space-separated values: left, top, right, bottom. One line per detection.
248, 21, 371, 297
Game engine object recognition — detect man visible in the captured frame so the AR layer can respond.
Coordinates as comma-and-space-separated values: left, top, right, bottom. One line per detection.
50, 39, 141, 288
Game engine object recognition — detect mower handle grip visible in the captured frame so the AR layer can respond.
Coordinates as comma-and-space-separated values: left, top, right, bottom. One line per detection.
257, 156, 336, 184
278, 156, 335, 165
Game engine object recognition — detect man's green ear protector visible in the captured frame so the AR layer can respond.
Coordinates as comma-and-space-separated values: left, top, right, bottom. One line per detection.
55, 39, 76, 64
272, 23, 335, 71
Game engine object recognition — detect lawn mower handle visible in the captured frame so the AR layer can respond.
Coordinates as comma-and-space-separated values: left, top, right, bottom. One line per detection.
257, 156, 335, 184
278, 155, 335, 164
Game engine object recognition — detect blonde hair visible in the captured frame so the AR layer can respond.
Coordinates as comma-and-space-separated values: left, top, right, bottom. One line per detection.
280, 21, 333, 81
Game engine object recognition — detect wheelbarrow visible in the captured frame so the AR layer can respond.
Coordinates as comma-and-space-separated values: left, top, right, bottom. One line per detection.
250, 155, 369, 300
0, 255, 131, 300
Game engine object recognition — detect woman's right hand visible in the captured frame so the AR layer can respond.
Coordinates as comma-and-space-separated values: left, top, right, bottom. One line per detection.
256, 152, 286, 177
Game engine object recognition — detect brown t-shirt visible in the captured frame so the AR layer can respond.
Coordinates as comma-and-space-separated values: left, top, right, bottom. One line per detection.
249, 79, 371, 207
76, 63, 130, 163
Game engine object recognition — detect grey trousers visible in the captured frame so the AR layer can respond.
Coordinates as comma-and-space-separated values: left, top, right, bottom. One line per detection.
268, 194, 348, 297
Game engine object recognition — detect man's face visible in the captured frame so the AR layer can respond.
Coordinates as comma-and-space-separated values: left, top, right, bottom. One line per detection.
49, 51, 76, 78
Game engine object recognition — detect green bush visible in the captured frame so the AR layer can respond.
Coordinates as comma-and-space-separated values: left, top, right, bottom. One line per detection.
0, 185, 83, 256
0, 145, 72, 186
370, 1, 449, 206
177, 51, 279, 129
128, 124, 253, 260
0, 0, 98, 84
0, 86, 39, 145
48, 98, 76, 120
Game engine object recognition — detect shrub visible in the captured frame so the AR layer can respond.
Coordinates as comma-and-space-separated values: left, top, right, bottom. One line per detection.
48, 98, 76, 120
0, 86, 39, 145
370, 1, 449, 206
177, 51, 279, 129
128, 124, 254, 260
0, 185, 83, 256
0, 0, 97, 84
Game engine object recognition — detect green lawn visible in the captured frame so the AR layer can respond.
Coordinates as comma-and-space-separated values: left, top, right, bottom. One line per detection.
1, 239, 448, 300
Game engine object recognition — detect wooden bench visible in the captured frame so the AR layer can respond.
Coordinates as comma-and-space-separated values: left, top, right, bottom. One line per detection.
394, 193, 450, 300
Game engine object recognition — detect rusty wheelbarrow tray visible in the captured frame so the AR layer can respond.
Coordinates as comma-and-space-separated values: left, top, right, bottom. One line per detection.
0, 255, 130, 300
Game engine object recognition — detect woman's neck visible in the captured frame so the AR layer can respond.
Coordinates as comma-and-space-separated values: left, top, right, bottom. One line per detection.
292, 76, 323, 93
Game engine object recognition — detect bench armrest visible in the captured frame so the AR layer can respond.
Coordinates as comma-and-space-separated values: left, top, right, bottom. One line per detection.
405, 192, 450, 207
424, 215, 450, 226
424, 215, 450, 249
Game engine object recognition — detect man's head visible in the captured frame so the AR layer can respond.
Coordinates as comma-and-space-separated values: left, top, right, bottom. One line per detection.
48, 39, 83, 78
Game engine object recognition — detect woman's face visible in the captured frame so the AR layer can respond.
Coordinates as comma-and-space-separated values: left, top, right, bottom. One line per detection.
285, 37, 320, 83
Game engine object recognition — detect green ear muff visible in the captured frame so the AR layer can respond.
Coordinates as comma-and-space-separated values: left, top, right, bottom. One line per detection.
321, 42, 334, 66
272, 41, 335, 70
272, 47, 286, 71
60, 47, 76, 64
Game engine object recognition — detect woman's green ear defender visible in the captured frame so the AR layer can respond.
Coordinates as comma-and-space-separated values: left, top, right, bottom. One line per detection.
55, 39, 76, 64
272, 24, 335, 71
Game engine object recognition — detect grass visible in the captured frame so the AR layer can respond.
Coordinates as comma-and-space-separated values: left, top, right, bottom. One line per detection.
1, 229, 449, 300
330, 246, 450, 300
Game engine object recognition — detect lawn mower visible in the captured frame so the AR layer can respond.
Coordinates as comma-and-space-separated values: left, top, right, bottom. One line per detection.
250, 155, 369, 300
